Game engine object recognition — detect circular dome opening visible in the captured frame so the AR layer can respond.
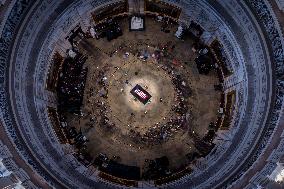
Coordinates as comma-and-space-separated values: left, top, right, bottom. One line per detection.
54, 9, 226, 186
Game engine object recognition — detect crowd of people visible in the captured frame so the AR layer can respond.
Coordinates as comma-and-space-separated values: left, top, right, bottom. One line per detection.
57, 52, 88, 113
194, 46, 215, 75
143, 156, 170, 180
89, 19, 123, 41
128, 63, 191, 146
56, 15, 223, 182
79, 41, 193, 146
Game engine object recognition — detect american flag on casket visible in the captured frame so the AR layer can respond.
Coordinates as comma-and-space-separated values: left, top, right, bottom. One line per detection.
130, 84, 152, 104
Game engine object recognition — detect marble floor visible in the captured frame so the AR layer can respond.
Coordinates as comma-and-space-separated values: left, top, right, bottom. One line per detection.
67, 17, 221, 172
